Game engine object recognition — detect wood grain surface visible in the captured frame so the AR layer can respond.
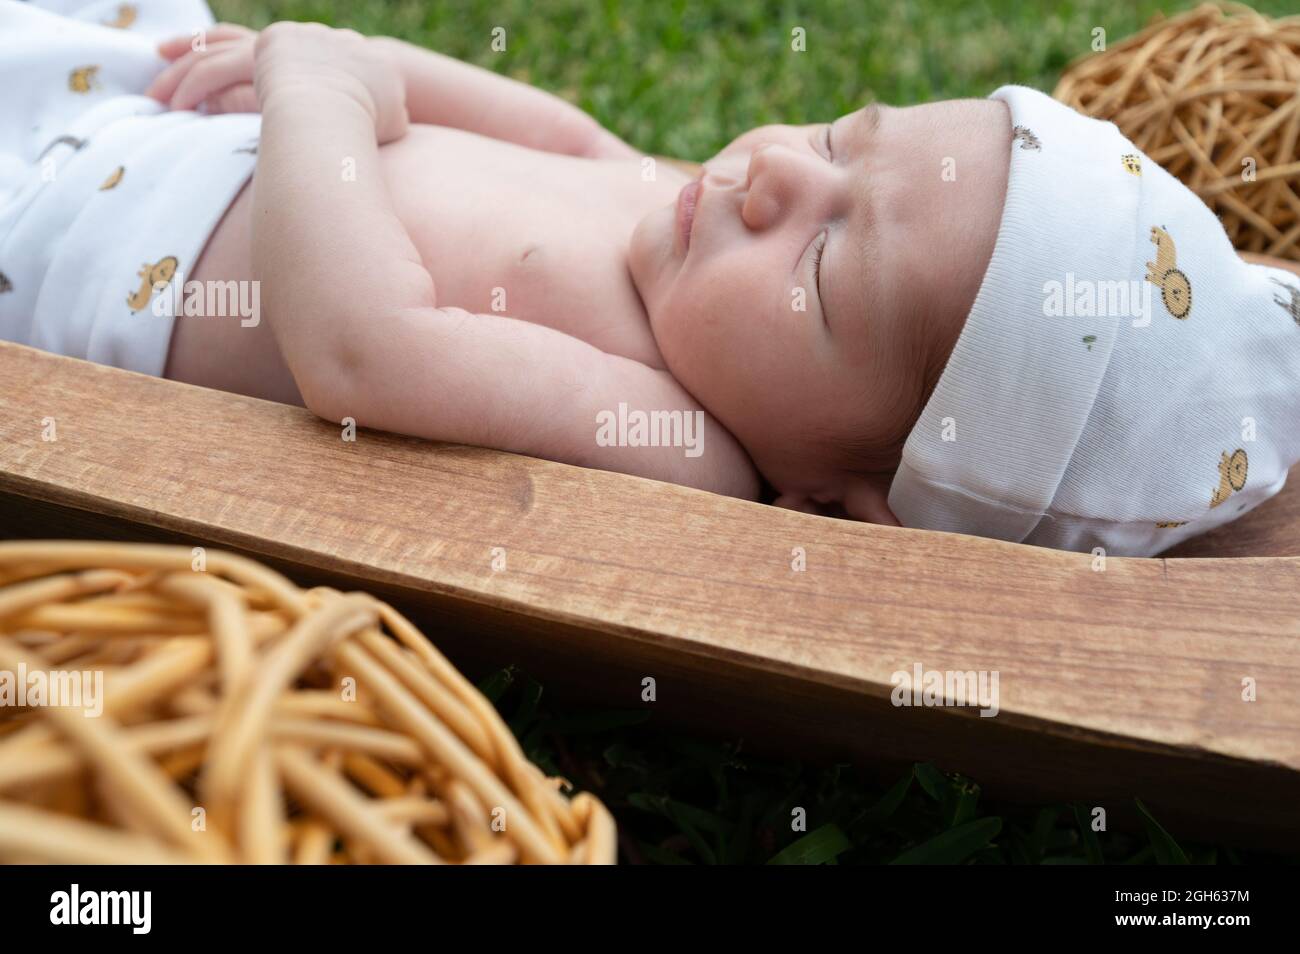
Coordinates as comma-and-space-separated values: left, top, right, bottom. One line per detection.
1, 340, 1298, 849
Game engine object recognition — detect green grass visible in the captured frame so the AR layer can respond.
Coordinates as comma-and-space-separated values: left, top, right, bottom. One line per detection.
210, 0, 1298, 863
482, 664, 1289, 865
213, 0, 1297, 160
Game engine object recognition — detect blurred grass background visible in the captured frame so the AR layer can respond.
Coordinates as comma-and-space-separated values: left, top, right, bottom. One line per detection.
208, 0, 1298, 863
476, 663, 1287, 865
213, 0, 1297, 159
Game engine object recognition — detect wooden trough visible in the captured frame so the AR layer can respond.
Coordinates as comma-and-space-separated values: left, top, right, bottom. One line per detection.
1, 337, 1298, 853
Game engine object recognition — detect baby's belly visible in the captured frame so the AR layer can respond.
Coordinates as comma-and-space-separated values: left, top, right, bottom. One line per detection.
193, 124, 674, 368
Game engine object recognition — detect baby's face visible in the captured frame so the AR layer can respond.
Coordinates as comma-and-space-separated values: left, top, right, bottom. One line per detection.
630, 98, 1010, 504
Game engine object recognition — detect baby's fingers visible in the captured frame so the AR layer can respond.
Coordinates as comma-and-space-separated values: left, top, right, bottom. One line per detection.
203, 84, 260, 116
171, 44, 257, 112
157, 23, 254, 61
147, 38, 242, 103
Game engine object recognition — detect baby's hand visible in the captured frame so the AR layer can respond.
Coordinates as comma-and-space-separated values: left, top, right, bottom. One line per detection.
254, 22, 409, 144
146, 23, 259, 114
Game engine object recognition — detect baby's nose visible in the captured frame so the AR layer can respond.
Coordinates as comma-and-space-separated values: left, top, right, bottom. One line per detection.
742, 143, 825, 231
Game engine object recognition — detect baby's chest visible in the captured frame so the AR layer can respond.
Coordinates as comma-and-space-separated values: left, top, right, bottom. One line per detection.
383, 128, 666, 367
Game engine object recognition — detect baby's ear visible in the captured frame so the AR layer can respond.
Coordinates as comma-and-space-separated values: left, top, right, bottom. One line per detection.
840, 473, 901, 526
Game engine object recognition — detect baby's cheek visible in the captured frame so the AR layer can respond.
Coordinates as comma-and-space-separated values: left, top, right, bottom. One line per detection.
657, 282, 730, 379
705, 246, 772, 305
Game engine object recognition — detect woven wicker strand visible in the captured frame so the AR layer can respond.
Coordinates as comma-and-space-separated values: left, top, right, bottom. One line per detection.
1055, 2, 1300, 261
0, 541, 616, 864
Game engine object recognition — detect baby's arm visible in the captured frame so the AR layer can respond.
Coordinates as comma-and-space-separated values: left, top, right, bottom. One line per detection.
152, 24, 637, 159
371, 37, 639, 159
252, 25, 757, 499
317, 309, 760, 499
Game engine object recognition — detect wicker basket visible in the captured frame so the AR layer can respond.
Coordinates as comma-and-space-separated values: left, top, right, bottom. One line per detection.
1054, 2, 1300, 262
0, 541, 616, 864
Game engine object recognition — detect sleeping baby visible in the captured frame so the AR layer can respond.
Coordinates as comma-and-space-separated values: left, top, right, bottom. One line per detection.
2, 1, 1298, 557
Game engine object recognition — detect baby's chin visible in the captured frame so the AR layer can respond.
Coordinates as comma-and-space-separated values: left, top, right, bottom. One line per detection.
628, 203, 681, 317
